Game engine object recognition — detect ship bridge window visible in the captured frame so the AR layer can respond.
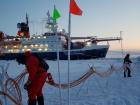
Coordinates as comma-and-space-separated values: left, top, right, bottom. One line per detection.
35, 44, 39, 47
40, 44, 43, 47
38, 48, 43, 51
24, 45, 28, 48
86, 42, 92, 46
30, 45, 34, 47
43, 36, 47, 39
13, 46, 17, 48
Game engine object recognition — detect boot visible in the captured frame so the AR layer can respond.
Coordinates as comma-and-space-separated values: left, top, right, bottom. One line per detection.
37, 96, 44, 105
127, 67, 132, 77
124, 72, 126, 78
28, 99, 36, 105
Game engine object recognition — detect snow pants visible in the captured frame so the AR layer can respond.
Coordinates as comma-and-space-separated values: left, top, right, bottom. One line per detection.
124, 64, 131, 77
124, 67, 131, 77
27, 72, 47, 100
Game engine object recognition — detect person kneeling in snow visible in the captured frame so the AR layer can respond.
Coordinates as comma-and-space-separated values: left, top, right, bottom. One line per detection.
16, 51, 54, 105
123, 53, 132, 77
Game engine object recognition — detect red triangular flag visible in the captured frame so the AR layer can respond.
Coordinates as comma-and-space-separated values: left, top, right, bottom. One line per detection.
70, 0, 83, 16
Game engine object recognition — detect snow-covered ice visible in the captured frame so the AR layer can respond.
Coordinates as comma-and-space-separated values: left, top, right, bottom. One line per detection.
0, 56, 140, 105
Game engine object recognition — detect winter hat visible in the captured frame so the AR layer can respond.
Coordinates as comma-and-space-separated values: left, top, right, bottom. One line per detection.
16, 54, 26, 65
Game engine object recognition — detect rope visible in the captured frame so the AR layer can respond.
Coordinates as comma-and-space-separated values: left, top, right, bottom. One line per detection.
46, 65, 123, 88
47, 67, 96, 89
5, 78, 22, 102
11, 65, 123, 90
0, 78, 22, 105
0, 68, 23, 105
0, 91, 21, 105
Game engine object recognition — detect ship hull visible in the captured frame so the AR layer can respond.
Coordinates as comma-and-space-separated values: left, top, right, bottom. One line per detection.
0, 47, 108, 60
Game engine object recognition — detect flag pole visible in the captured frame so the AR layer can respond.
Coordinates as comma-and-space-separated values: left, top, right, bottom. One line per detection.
52, 5, 62, 105
68, 0, 72, 105
120, 31, 124, 58
68, 0, 83, 104
55, 22, 62, 105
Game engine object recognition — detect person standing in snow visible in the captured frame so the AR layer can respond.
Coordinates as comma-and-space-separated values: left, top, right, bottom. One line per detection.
16, 51, 51, 105
123, 53, 132, 77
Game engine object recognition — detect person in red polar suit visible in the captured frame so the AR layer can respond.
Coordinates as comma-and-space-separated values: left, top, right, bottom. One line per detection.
16, 51, 48, 105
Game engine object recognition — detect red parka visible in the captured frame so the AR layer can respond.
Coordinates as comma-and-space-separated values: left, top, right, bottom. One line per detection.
25, 51, 48, 100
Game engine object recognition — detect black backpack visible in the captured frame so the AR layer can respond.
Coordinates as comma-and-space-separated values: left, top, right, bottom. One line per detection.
35, 54, 49, 71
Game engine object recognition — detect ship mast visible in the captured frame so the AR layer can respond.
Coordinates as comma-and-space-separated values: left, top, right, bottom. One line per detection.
26, 13, 29, 26
45, 16, 58, 33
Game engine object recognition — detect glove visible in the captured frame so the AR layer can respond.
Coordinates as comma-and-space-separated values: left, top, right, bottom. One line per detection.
24, 80, 31, 90
49, 80, 54, 85
48, 73, 54, 85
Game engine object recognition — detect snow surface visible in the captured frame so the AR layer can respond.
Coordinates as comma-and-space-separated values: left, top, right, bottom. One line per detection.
0, 57, 140, 105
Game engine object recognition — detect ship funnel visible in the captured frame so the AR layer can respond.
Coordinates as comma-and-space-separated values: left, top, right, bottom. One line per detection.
17, 14, 30, 38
